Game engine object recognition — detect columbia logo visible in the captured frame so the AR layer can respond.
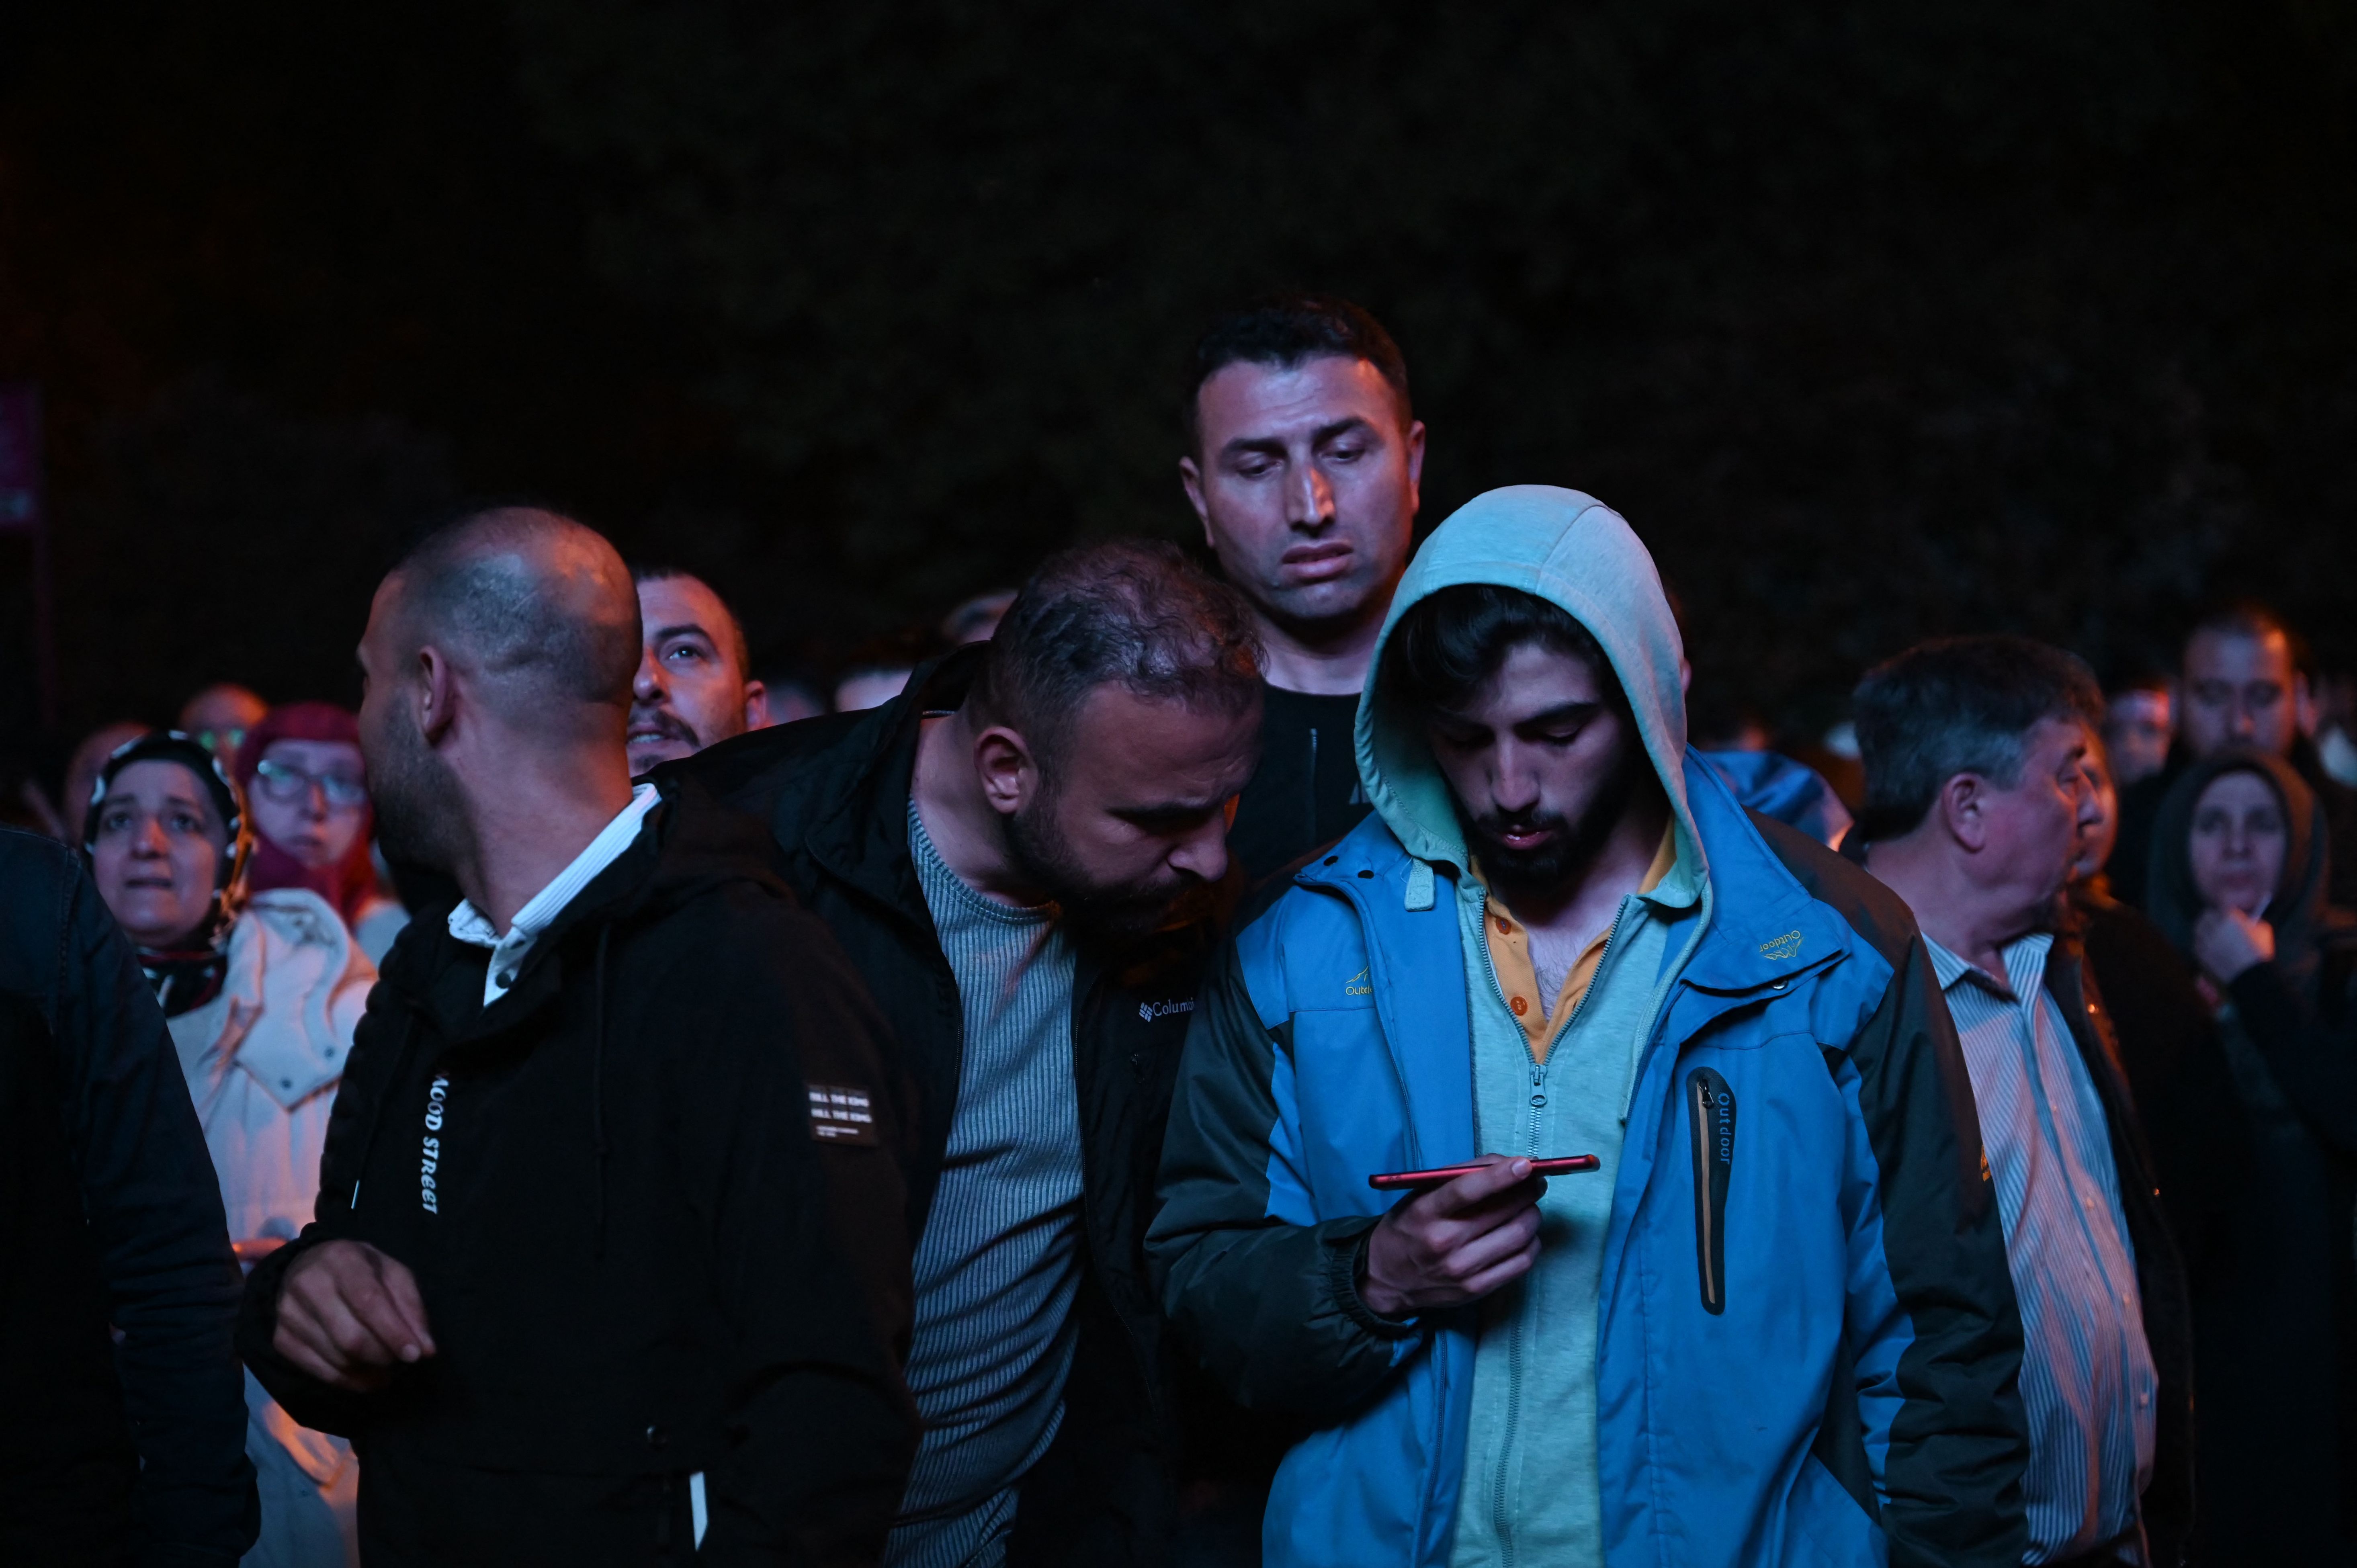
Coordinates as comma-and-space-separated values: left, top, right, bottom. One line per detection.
1138, 999, 1196, 1022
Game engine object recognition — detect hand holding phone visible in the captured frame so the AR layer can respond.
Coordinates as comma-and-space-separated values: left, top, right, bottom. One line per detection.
1358, 1153, 1556, 1318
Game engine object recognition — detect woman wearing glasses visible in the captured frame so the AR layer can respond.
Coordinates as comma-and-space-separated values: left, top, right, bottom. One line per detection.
83, 730, 371, 1568
233, 702, 408, 962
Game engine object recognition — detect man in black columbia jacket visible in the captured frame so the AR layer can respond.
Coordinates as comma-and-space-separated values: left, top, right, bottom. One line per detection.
240, 508, 916, 1565
668, 540, 1263, 1566
1, 827, 257, 1566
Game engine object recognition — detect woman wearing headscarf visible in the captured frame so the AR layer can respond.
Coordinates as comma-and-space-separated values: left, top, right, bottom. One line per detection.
2145, 745, 2357, 1564
233, 701, 408, 964
84, 731, 369, 1568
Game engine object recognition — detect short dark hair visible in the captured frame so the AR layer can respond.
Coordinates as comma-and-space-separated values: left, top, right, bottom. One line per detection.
1852, 635, 2104, 841
972, 539, 1261, 763
1183, 294, 1411, 451
391, 506, 639, 719
2186, 597, 2311, 676
631, 563, 752, 678
1379, 583, 1618, 718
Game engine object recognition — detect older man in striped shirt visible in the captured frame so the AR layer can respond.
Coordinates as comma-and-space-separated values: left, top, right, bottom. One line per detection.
1849, 635, 2193, 1568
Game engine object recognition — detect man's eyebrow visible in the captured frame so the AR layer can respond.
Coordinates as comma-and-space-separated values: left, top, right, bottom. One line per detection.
650, 622, 717, 645
1311, 415, 1375, 446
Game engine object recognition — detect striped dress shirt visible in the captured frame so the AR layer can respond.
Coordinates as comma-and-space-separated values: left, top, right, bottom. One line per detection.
1927, 933, 2156, 1565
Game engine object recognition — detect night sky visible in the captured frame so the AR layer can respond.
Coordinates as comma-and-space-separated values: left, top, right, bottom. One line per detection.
3, 1, 2353, 776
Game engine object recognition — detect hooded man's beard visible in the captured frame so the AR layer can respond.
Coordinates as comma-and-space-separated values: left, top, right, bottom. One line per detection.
1001, 786, 1213, 944
1458, 731, 1647, 899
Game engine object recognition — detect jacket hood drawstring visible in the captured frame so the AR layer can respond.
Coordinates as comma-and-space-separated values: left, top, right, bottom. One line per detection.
346, 1011, 421, 1215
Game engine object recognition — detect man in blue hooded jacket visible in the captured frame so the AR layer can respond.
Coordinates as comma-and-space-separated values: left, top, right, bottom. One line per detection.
1148, 485, 2029, 1568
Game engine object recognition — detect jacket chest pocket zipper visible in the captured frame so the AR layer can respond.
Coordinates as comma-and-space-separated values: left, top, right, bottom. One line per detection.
1687, 1066, 1737, 1315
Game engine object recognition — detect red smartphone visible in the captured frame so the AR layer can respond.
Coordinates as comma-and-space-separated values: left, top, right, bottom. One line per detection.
1368, 1155, 1600, 1192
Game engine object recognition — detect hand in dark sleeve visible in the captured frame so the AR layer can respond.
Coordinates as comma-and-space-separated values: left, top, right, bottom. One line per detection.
49, 860, 257, 1564
237, 972, 415, 1437
2228, 958, 2357, 1152
686, 903, 919, 1565
1148, 940, 1420, 1419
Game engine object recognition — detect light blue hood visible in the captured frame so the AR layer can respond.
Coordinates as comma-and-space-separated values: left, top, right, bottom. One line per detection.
1354, 484, 1700, 880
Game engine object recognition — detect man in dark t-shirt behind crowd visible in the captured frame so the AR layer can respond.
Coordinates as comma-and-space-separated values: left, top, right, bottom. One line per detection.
1179, 295, 1424, 883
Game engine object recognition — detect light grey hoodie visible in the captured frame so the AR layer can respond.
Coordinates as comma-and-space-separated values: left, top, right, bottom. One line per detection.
1354, 485, 1712, 1568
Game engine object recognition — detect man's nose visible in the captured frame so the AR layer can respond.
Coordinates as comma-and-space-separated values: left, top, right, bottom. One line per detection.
1168, 817, 1230, 886
633, 649, 666, 701
1286, 458, 1335, 528
1491, 745, 1544, 814
131, 818, 170, 857
2230, 698, 2258, 739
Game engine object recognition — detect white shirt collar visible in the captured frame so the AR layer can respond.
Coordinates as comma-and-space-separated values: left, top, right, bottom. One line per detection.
446, 783, 661, 1007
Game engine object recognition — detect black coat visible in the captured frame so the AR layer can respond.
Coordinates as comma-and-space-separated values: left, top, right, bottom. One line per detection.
0, 827, 256, 1567
668, 646, 1229, 1568
2045, 910, 2198, 1568
239, 784, 918, 1566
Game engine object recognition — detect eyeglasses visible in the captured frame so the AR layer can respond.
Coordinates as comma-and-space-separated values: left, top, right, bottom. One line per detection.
252, 758, 368, 810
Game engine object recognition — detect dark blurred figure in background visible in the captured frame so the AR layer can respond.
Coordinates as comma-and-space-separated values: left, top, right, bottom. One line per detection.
239, 506, 916, 1565
627, 565, 773, 775
674, 539, 1262, 1568
1, 825, 257, 1565
835, 626, 945, 713
180, 683, 270, 768
65, 719, 155, 839
1853, 636, 2191, 1568
1179, 295, 1418, 884
941, 588, 1018, 647
2143, 748, 2357, 1566
2113, 602, 2357, 911
2103, 674, 2174, 789
84, 730, 369, 1566
236, 702, 408, 964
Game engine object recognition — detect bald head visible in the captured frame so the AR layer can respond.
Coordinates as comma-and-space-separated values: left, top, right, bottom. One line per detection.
381, 507, 640, 733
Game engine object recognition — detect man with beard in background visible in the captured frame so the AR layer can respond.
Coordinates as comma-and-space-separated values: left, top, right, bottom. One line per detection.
669, 539, 1263, 1568
625, 565, 774, 776
238, 506, 917, 1565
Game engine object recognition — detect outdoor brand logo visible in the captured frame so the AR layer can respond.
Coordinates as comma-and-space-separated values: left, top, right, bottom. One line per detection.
807, 1083, 880, 1146
1137, 998, 1196, 1022
1758, 929, 1804, 961
1345, 968, 1372, 998
420, 1074, 449, 1215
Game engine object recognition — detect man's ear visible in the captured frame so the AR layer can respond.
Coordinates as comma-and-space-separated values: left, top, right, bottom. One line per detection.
972, 724, 1038, 818
2296, 671, 2319, 739
1938, 772, 1990, 854
1177, 454, 1214, 549
416, 645, 460, 746
1403, 418, 1427, 512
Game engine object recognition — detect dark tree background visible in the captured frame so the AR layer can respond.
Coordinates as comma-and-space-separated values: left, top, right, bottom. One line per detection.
3, 0, 2353, 769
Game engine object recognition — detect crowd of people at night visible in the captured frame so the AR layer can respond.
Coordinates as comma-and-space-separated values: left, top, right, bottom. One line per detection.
5, 295, 2355, 1568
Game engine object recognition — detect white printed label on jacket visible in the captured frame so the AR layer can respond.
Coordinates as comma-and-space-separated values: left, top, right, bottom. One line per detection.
421, 1074, 449, 1214
806, 1083, 878, 1147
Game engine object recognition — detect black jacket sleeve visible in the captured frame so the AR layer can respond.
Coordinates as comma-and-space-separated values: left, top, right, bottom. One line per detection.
47, 850, 258, 1565
2228, 956, 2357, 1152
1147, 937, 1418, 1419
672, 894, 919, 1566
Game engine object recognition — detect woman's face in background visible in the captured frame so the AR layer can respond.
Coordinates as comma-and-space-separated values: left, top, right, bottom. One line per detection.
248, 738, 368, 869
2189, 769, 2289, 919
90, 759, 227, 948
